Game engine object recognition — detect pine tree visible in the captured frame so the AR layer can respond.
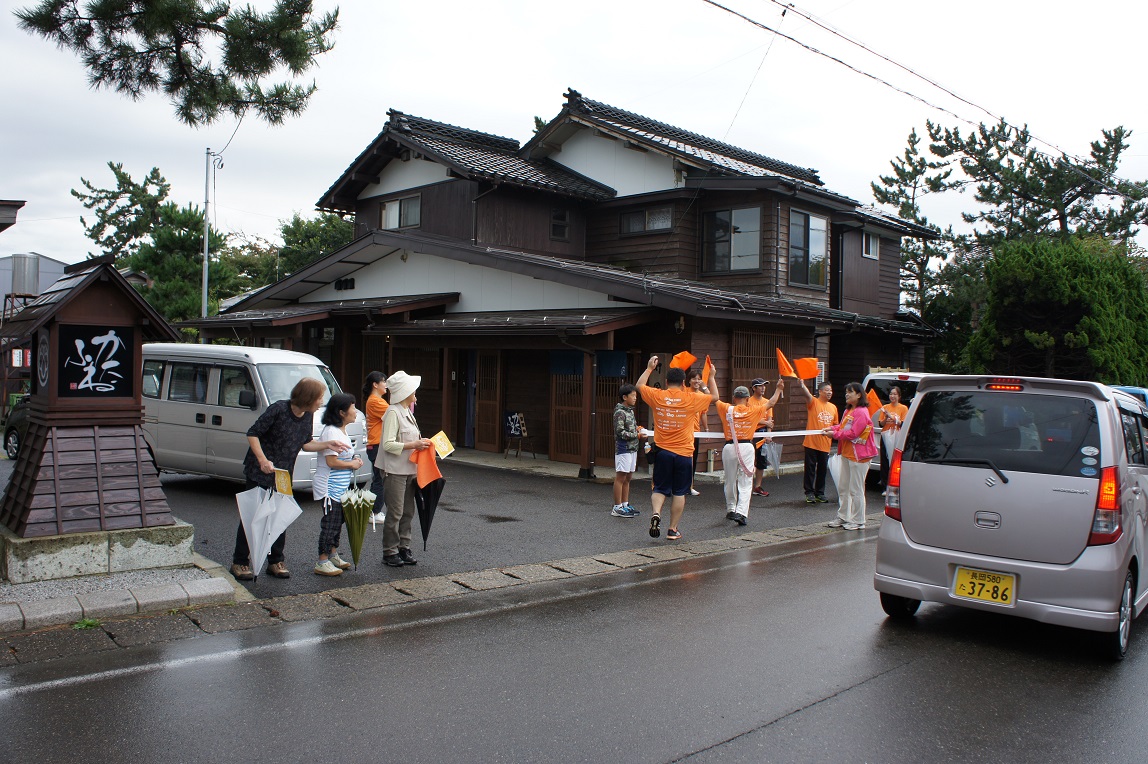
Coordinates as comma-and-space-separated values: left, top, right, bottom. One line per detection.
72, 162, 171, 262
277, 212, 353, 276
16, 0, 339, 126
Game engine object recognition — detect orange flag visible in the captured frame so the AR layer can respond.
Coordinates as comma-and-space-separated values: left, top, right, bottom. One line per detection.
702, 355, 715, 385
776, 348, 796, 377
669, 351, 697, 371
866, 388, 882, 417
409, 446, 443, 488
793, 357, 820, 380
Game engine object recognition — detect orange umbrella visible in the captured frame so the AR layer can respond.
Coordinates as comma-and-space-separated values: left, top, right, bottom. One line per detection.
669, 351, 697, 371
794, 357, 820, 380
866, 388, 882, 417
776, 348, 796, 377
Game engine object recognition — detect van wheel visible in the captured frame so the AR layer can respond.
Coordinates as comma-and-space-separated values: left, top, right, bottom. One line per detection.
1103, 570, 1134, 660
880, 592, 921, 619
4, 428, 19, 460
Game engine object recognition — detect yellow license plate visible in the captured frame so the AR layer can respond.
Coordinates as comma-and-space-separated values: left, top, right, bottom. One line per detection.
953, 567, 1015, 606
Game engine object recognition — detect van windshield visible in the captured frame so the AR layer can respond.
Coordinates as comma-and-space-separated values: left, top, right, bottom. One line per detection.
258, 364, 342, 404
902, 391, 1101, 479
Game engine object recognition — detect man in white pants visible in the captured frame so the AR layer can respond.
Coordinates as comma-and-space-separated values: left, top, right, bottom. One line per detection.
716, 385, 770, 526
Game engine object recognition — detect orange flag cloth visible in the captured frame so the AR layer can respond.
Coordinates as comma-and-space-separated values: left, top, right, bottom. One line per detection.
702, 355, 715, 385
776, 348, 796, 377
409, 446, 443, 488
866, 388, 882, 417
669, 351, 697, 371
793, 358, 820, 380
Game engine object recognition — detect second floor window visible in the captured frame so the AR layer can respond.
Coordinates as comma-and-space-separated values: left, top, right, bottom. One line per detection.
551, 209, 570, 241
381, 195, 421, 230
863, 232, 880, 260
789, 210, 828, 287
703, 207, 760, 272
621, 206, 672, 234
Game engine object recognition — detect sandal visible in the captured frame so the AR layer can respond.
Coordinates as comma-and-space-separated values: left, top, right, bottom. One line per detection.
666, 528, 683, 541
649, 514, 661, 538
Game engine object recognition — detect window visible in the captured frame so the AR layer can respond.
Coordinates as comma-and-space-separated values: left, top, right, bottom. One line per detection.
703, 207, 761, 272
621, 206, 673, 234
1122, 412, 1145, 466
550, 209, 570, 241
167, 363, 209, 403
217, 366, 256, 408
863, 232, 880, 260
143, 359, 165, 398
380, 195, 420, 230
789, 210, 828, 286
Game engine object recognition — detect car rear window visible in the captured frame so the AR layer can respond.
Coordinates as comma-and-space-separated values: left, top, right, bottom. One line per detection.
902, 391, 1101, 479
866, 377, 920, 406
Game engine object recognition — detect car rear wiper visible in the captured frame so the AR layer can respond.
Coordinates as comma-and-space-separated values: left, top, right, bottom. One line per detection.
925, 458, 1009, 484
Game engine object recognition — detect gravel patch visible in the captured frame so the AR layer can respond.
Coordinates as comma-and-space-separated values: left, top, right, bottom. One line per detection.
0, 567, 213, 605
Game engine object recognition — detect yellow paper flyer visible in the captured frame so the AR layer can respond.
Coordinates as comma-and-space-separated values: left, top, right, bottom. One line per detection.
274, 468, 293, 496
430, 431, 455, 459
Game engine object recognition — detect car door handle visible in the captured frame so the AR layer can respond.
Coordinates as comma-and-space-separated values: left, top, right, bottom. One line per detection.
212, 415, 222, 426
195, 413, 205, 424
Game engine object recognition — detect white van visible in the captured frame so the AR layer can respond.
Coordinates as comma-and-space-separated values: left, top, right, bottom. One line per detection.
140, 343, 368, 490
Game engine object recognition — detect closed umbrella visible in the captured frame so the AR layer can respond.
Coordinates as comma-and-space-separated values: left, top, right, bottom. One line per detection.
235, 486, 302, 581
340, 473, 376, 569
410, 447, 445, 551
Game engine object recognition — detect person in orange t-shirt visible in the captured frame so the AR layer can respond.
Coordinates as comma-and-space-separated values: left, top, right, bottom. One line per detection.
363, 371, 389, 522
637, 355, 716, 541
876, 385, 909, 492
716, 386, 769, 526
796, 379, 839, 503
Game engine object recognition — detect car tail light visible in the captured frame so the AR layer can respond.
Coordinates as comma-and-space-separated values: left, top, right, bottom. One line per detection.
1089, 466, 1122, 545
986, 377, 1024, 392
885, 449, 903, 521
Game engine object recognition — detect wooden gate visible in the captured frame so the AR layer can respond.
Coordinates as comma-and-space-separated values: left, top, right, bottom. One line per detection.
550, 373, 582, 463
474, 350, 501, 452
594, 375, 627, 462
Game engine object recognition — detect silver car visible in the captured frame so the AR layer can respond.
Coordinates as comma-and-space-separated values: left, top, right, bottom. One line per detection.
874, 375, 1148, 659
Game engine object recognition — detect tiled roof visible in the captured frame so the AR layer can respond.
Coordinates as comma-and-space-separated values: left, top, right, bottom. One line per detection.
557, 90, 823, 185
178, 293, 460, 328
378, 307, 658, 336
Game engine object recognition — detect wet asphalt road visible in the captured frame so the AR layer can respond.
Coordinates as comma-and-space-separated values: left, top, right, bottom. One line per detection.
2, 533, 1146, 763
159, 460, 848, 596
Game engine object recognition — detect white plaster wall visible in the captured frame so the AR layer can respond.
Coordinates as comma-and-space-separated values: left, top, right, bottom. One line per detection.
303, 250, 616, 312
549, 130, 679, 197
358, 157, 451, 199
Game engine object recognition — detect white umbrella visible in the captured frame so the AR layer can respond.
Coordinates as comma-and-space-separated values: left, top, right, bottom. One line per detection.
762, 440, 782, 480
235, 486, 303, 580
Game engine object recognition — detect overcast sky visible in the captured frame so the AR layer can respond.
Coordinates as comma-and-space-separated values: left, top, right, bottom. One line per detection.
4, 0, 1147, 265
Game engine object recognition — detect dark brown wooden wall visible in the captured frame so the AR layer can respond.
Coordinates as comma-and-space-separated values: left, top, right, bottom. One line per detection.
585, 198, 697, 277
475, 188, 586, 258
504, 350, 552, 454
354, 179, 477, 240
838, 229, 881, 315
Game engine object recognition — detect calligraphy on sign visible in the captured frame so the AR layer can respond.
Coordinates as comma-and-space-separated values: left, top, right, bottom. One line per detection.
57, 325, 136, 398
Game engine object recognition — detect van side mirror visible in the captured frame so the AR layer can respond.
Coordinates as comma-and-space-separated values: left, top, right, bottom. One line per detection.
238, 389, 258, 409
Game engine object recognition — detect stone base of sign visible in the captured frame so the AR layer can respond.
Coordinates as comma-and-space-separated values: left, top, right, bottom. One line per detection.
0, 520, 194, 584
0, 422, 174, 537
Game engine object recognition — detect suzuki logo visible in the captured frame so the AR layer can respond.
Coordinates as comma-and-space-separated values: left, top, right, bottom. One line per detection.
985, 476, 997, 487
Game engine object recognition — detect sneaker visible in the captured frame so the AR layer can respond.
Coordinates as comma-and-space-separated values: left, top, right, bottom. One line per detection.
881, 490, 888, 497
843, 523, 862, 531
751, 487, 769, 497
690, 488, 701, 496
726, 510, 737, 520
611, 504, 629, 517
383, 553, 405, 567
733, 513, 747, 526
814, 495, 830, 503
313, 559, 343, 576
805, 494, 817, 504
398, 548, 418, 565
649, 514, 662, 538
666, 528, 683, 540
827, 518, 846, 528
329, 552, 353, 570
265, 561, 291, 579
229, 563, 254, 581
371, 511, 387, 523
624, 503, 640, 516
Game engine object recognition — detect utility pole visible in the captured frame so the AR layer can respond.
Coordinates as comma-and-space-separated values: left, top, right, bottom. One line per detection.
201, 147, 223, 323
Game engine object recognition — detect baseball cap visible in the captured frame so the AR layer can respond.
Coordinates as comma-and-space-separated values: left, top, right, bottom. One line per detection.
750, 378, 767, 387
733, 386, 751, 399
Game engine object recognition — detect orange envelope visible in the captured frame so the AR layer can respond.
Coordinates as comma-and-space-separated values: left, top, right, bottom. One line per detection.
866, 388, 882, 417
793, 358, 820, 380
409, 446, 443, 488
669, 351, 697, 371
776, 348, 796, 377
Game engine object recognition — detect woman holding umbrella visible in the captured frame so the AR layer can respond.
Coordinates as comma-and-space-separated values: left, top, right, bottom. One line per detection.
376, 370, 432, 567
312, 393, 364, 576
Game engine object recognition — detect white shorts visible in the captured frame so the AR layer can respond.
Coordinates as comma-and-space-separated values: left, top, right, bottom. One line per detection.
615, 452, 638, 473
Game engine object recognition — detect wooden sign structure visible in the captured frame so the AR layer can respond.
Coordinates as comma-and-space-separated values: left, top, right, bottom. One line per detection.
0, 258, 181, 537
